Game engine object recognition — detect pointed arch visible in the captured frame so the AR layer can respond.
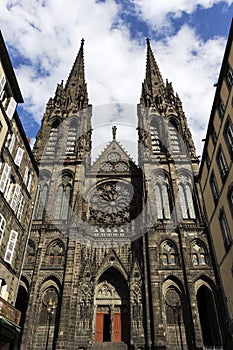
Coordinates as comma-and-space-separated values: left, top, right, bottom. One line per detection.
46, 120, 60, 155
191, 240, 208, 266
54, 172, 73, 220
168, 117, 181, 153
66, 119, 77, 154
46, 239, 65, 266
150, 117, 162, 153
178, 172, 196, 219
161, 240, 178, 266
155, 171, 172, 220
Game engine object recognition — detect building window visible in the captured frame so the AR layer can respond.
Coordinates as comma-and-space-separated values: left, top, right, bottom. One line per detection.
54, 185, 71, 220
191, 240, 208, 266
224, 117, 233, 160
168, 119, 181, 153
25, 240, 35, 265
0, 163, 11, 192
46, 121, 59, 155
66, 120, 77, 154
206, 152, 210, 169
11, 184, 21, 212
219, 208, 232, 251
226, 65, 233, 88
0, 214, 6, 245
216, 146, 228, 180
48, 241, 64, 265
211, 127, 217, 146
14, 147, 24, 167
17, 193, 25, 220
0, 73, 6, 98
218, 100, 225, 119
35, 185, 48, 220
6, 97, 17, 120
178, 174, 196, 219
210, 172, 219, 202
155, 174, 171, 219
4, 230, 18, 264
8, 134, 15, 154
150, 119, 162, 153
227, 184, 233, 217
161, 241, 178, 266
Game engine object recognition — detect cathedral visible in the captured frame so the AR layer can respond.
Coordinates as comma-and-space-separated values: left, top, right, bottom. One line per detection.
19, 39, 227, 350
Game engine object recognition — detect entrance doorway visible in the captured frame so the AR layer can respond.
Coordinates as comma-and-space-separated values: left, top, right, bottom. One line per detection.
94, 267, 129, 343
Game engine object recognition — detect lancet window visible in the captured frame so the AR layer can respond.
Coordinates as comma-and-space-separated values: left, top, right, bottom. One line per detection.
168, 119, 181, 153
150, 118, 162, 153
161, 241, 177, 266
66, 120, 77, 154
54, 174, 72, 220
191, 240, 208, 266
178, 174, 196, 219
155, 173, 171, 220
46, 121, 59, 155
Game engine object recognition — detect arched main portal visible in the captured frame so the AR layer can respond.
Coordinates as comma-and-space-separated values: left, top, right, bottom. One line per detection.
197, 285, 222, 347
94, 267, 129, 344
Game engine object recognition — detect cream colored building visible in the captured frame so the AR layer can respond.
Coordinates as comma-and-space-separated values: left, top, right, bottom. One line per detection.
200, 19, 233, 345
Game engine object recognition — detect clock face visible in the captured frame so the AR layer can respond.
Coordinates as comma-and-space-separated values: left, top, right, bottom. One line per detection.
100, 162, 113, 172
108, 152, 120, 162
115, 162, 128, 172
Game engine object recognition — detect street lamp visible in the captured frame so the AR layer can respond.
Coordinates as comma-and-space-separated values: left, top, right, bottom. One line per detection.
45, 298, 57, 350
166, 300, 184, 350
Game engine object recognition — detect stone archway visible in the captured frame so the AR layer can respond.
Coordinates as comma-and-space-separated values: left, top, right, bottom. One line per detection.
94, 267, 129, 344
197, 285, 222, 347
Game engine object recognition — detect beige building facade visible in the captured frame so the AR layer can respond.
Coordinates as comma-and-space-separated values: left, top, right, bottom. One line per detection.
200, 19, 233, 345
0, 31, 38, 349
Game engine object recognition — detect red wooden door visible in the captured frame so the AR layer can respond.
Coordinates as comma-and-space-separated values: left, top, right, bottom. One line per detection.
122, 312, 129, 342
95, 313, 104, 342
113, 312, 121, 342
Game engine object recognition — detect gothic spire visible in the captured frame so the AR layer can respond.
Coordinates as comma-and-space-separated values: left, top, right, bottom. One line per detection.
65, 38, 88, 109
140, 38, 165, 107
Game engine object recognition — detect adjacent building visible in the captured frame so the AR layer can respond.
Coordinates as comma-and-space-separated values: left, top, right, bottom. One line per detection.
200, 19, 233, 347
0, 31, 38, 349
19, 38, 230, 350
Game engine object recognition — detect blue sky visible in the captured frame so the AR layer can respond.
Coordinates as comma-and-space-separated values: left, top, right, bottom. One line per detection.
0, 0, 232, 158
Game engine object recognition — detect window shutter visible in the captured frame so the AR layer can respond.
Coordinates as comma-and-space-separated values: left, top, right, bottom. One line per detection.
0, 163, 11, 192
23, 167, 29, 183
0, 214, 6, 245
17, 194, 25, 220
27, 173, 32, 192
11, 184, 21, 211
0, 74, 6, 97
14, 147, 24, 167
8, 134, 16, 153
4, 230, 18, 264
6, 97, 17, 120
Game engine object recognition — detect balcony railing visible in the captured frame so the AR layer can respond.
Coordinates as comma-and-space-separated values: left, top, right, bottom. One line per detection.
0, 296, 21, 325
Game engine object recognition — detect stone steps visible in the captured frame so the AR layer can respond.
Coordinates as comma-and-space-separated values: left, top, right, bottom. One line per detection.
91, 342, 128, 350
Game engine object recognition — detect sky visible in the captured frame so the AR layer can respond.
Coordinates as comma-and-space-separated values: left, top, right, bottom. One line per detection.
0, 0, 232, 161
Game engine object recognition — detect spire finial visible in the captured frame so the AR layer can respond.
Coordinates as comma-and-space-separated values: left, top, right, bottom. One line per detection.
112, 126, 117, 140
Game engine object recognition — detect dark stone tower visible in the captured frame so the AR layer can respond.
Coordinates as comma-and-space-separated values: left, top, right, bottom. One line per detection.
20, 39, 225, 350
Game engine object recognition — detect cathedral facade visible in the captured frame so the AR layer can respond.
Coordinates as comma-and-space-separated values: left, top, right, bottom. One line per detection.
20, 39, 228, 350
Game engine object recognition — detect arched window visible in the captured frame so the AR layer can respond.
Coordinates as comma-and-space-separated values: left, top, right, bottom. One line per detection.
25, 240, 35, 265
0, 213, 6, 245
36, 185, 48, 220
48, 241, 64, 265
191, 240, 208, 266
150, 119, 162, 153
66, 120, 77, 154
168, 119, 181, 153
161, 241, 178, 266
178, 174, 196, 219
155, 173, 171, 220
54, 174, 72, 220
46, 121, 59, 155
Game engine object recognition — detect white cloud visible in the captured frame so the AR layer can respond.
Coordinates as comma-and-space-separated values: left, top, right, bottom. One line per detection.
131, 0, 233, 31
0, 0, 229, 157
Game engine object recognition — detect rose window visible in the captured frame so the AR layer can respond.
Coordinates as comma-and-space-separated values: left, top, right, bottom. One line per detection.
89, 181, 139, 225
